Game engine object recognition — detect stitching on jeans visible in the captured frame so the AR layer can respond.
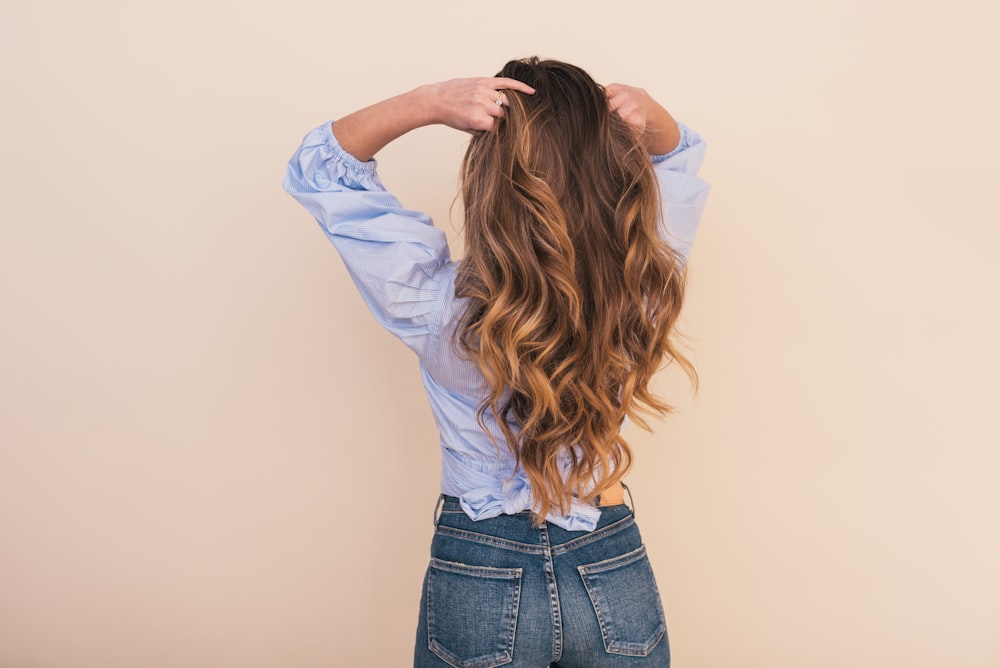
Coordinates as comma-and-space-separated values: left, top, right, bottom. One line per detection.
425, 561, 522, 667
538, 524, 563, 662
434, 524, 548, 554
433, 494, 445, 528
550, 514, 636, 556
433, 512, 635, 556
576, 545, 666, 657
576, 545, 648, 575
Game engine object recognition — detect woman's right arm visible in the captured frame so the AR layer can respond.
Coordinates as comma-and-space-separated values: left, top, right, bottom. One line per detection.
604, 83, 683, 155
605, 83, 711, 264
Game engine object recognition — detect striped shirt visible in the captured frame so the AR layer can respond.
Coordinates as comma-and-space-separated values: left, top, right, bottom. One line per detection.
282, 120, 710, 531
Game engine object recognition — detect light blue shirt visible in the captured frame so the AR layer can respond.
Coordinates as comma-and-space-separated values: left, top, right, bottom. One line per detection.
282, 120, 710, 531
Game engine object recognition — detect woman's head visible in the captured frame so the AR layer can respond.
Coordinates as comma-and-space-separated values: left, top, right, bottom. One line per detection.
455, 57, 697, 522
465, 58, 647, 219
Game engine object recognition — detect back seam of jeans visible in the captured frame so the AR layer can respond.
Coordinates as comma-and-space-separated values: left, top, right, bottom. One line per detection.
538, 523, 563, 662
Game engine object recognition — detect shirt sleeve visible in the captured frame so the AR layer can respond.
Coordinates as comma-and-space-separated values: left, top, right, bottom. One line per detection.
281, 120, 453, 357
649, 123, 711, 264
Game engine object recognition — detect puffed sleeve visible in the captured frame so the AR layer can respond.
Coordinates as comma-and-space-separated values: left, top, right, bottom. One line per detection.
650, 123, 711, 264
281, 120, 453, 357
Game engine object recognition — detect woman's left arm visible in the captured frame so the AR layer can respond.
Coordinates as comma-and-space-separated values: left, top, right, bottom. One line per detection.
281, 78, 534, 357
332, 77, 536, 161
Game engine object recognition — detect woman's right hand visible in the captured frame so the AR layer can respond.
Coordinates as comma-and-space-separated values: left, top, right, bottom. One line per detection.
419, 77, 536, 134
604, 83, 681, 155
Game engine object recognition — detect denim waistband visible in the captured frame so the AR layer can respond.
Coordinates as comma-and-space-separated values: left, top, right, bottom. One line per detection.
432, 491, 638, 554
435, 483, 635, 524
437, 495, 633, 514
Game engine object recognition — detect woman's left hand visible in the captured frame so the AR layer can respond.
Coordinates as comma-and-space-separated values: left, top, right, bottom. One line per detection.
420, 77, 536, 134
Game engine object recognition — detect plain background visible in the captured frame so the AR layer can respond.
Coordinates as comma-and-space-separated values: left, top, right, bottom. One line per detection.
2, 0, 998, 666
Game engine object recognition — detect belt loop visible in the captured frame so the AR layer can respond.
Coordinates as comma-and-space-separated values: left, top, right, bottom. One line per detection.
432, 493, 445, 528
622, 483, 636, 517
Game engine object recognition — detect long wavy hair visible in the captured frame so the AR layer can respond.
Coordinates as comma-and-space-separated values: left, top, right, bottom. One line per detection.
454, 57, 698, 521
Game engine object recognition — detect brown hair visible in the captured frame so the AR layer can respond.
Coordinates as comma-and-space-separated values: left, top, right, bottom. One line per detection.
454, 57, 697, 521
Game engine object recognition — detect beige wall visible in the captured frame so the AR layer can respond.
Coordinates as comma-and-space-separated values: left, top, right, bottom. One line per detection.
1, 0, 998, 666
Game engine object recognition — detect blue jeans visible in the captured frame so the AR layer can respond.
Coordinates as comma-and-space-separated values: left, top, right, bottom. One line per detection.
413, 493, 671, 667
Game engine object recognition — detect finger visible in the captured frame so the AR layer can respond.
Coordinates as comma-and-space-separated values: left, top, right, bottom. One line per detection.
607, 94, 627, 112
604, 83, 624, 96
475, 114, 497, 132
474, 97, 502, 120
605, 88, 627, 106
485, 101, 505, 120
490, 77, 536, 95
485, 90, 507, 109
617, 101, 638, 117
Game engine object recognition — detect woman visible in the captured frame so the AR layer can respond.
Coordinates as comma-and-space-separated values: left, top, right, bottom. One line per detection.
283, 57, 709, 667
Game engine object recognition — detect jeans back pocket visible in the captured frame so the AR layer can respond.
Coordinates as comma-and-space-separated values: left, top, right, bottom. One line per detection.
425, 558, 522, 668
577, 545, 666, 657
